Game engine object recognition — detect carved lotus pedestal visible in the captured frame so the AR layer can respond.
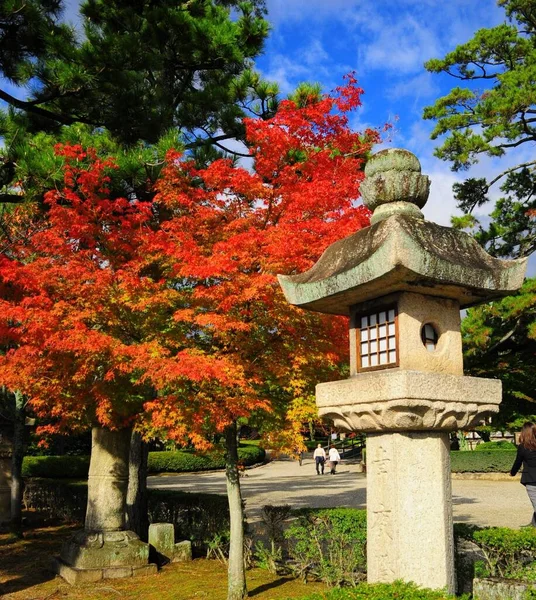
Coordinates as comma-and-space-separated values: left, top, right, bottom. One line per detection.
318, 369, 501, 593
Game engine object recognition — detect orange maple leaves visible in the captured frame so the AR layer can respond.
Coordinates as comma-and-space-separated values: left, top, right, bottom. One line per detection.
0, 75, 382, 446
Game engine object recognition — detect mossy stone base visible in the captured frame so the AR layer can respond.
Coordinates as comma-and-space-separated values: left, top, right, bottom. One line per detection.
173, 540, 192, 562
54, 558, 157, 585
473, 577, 535, 600
60, 529, 149, 570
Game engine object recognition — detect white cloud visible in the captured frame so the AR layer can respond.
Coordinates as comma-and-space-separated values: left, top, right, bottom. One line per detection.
421, 167, 460, 226
358, 16, 441, 75
260, 39, 352, 95
261, 53, 311, 94
266, 0, 363, 26
388, 72, 441, 104
302, 39, 330, 67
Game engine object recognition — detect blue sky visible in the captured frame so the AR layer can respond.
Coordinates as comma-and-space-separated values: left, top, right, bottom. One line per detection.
256, 0, 536, 275
6, 0, 534, 272
257, 0, 506, 227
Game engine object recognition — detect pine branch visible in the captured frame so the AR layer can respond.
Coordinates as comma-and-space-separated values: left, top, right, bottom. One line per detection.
0, 88, 97, 126
0, 193, 25, 204
486, 160, 536, 190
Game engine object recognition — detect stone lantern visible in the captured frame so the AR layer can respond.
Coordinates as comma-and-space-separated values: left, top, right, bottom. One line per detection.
0, 423, 12, 525
278, 148, 527, 593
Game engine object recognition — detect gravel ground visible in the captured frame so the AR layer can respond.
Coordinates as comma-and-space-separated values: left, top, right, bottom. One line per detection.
148, 455, 531, 528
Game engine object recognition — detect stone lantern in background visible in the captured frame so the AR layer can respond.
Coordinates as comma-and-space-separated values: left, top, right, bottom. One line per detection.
0, 422, 12, 525
278, 149, 527, 593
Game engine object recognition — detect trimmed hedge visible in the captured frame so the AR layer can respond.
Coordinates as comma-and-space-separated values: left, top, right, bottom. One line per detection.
474, 441, 516, 451
147, 444, 265, 473
23, 479, 229, 551
289, 581, 459, 599
22, 447, 516, 477
22, 455, 90, 479
21, 444, 266, 478
450, 450, 516, 473
149, 489, 229, 550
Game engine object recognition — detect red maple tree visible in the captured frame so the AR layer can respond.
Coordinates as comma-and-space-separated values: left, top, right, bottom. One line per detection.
0, 75, 383, 599
145, 75, 380, 599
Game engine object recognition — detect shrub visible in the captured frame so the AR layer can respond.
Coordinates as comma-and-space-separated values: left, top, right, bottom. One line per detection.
288, 580, 460, 599
450, 450, 516, 473
474, 441, 516, 451
285, 508, 367, 586
472, 527, 536, 580
22, 455, 90, 479
24, 478, 88, 521
146, 444, 266, 473
255, 504, 292, 573
23, 479, 229, 551
21, 444, 265, 478
304, 440, 328, 452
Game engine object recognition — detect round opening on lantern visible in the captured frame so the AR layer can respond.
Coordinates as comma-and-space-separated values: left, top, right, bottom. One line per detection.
421, 323, 439, 351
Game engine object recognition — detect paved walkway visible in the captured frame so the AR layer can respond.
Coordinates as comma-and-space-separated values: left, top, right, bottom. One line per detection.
148, 455, 531, 528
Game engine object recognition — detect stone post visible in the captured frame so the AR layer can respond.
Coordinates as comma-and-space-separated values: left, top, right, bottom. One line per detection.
85, 427, 130, 532
367, 431, 454, 590
278, 148, 527, 593
57, 427, 154, 584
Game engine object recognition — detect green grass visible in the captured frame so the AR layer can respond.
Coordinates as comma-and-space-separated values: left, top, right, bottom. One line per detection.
0, 526, 327, 600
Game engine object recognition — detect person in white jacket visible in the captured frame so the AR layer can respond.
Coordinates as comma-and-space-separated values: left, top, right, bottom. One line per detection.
313, 444, 326, 475
328, 445, 341, 474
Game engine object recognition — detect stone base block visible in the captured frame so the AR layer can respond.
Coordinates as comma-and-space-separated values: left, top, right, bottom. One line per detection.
473, 577, 535, 600
172, 540, 192, 563
54, 558, 157, 585
60, 529, 150, 570
149, 522, 174, 563
148, 523, 192, 564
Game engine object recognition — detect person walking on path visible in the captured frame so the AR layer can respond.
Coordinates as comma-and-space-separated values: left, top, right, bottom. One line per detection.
328, 445, 341, 475
313, 443, 326, 475
510, 422, 536, 526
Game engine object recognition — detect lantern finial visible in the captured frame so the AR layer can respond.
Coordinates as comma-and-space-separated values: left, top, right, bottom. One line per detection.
360, 148, 430, 224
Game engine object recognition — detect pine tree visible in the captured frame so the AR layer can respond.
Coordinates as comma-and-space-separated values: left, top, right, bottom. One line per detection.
424, 0, 536, 258
0, 0, 276, 203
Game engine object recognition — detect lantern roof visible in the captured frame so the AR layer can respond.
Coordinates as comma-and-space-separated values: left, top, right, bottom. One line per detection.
278, 149, 527, 315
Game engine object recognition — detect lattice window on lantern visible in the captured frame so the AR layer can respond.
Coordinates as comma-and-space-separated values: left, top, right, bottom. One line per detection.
357, 306, 398, 371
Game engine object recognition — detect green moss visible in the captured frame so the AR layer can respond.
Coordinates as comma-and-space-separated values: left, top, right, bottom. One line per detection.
287, 580, 461, 599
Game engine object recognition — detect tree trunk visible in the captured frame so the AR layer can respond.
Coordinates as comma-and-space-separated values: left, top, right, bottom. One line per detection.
478, 430, 491, 442
10, 390, 25, 537
125, 430, 149, 541
225, 422, 248, 600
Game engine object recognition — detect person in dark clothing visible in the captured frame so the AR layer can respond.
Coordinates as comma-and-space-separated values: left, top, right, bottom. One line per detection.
510, 422, 536, 526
